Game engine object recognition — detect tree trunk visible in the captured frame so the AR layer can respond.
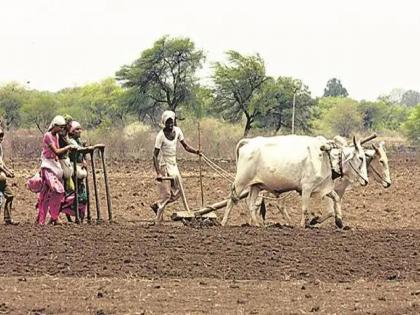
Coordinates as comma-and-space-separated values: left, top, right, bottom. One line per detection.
243, 118, 252, 137
274, 114, 282, 135
168, 102, 177, 112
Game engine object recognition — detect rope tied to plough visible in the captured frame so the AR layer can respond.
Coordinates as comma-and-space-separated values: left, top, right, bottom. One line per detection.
200, 154, 235, 183
200, 153, 296, 202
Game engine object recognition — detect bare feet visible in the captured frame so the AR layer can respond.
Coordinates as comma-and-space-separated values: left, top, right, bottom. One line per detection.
49, 219, 63, 226
4, 220, 19, 226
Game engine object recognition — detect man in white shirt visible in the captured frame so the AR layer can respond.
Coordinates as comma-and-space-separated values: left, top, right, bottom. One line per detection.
151, 111, 200, 222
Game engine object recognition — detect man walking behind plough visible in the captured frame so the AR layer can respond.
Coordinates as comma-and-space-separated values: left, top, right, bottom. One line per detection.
151, 111, 200, 223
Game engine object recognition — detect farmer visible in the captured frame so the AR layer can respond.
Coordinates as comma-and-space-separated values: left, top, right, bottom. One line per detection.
61, 120, 90, 222
151, 110, 200, 222
37, 115, 76, 225
0, 128, 18, 225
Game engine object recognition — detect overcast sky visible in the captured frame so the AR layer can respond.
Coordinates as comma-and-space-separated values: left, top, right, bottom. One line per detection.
0, 0, 419, 100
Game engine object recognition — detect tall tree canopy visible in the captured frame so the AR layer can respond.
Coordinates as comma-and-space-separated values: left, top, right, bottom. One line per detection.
57, 78, 126, 128
401, 89, 420, 107
315, 97, 363, 137
0, 83, 27, 129
359, 99, 410, 131
21, 91, 58, 131
212, 50, 268, 136
258, 77, 314, 134
323, 78, 349, 97
403, 104, 420, 144
116, 36, 205, 118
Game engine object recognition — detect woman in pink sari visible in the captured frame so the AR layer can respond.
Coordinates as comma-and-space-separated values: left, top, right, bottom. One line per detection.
37, 116, 76, 225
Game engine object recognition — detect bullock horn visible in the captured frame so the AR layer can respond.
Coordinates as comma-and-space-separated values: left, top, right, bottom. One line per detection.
360, 133, 377, 145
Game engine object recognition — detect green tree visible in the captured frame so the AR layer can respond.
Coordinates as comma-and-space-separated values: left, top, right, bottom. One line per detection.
401, 89, 420, 107
385, 88, 405, 104
212, 50, 268, 136
122, 89, 161, 126
56, 87, 91, 127
258, 77, 315, 134
381, 103, 410, 130
360, 98, 410, 131
359, 100, 388, 130
116, 36, 205, 117
82, 78, 127, 127
0, 82, 27, 129
323, 78, 349, 97
21, 91, 58, 131
403, 104, 420, 144
315, 97, 362, 137
57, 78, 127, 128
183, 85, 214, 119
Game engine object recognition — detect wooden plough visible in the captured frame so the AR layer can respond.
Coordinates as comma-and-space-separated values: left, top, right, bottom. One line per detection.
171, 191, 249, 221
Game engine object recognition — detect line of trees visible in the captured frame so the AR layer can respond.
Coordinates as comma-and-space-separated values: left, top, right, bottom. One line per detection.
1, 36, 419, 144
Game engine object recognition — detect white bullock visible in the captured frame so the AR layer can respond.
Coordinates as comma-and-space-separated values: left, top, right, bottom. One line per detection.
221, 135, 369, 227
313, 141, 391, 225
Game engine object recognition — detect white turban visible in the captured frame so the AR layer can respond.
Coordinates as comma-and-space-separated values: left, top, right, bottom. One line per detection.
70, 121, 81, 133
161, 110, 176, 126
48, 115, 66, 131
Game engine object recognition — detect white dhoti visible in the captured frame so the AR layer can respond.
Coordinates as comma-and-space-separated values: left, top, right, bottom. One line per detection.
154, 124, 190, 217
156, 160, 190, 213
157, 162, 182, 206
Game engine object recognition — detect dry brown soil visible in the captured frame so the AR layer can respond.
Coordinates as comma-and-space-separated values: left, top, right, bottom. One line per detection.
0, 152, 419, 314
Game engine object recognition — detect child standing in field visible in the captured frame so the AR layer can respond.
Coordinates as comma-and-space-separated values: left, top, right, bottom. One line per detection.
151, 110, 200, 222
0, 128, 18, 225
37, 116, 76, 225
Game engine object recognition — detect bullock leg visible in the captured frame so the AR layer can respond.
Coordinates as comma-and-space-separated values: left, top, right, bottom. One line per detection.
248, 185, 261, 226
221, 198, 234, 226
256, 196, 265, 221
276, 204, 292, 226
312, 181, 348, 226
301, 189, 313, 228
326, 191, 343, 228
221, 183, 246, 226
311, 197, 335, 225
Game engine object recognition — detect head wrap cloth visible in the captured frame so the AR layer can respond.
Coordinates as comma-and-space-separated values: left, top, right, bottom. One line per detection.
48, 115, 66, 131
69, 121, 81, 133
161, 110, 176, 126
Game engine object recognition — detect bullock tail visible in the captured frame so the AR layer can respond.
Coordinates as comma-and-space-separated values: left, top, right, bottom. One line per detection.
235, 139, 249, 162
259, 199, 266, 221
229, 139, 250, 203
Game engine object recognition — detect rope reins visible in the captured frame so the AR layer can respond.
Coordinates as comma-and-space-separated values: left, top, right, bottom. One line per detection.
200, 154, 235, 183
369, 163, 388, 184
348, 159, 368, 183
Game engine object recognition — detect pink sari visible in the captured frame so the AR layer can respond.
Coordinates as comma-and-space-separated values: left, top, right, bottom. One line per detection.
36, 132, 65, 225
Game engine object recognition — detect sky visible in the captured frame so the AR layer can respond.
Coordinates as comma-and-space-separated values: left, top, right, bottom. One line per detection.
0, 0, 419, 100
